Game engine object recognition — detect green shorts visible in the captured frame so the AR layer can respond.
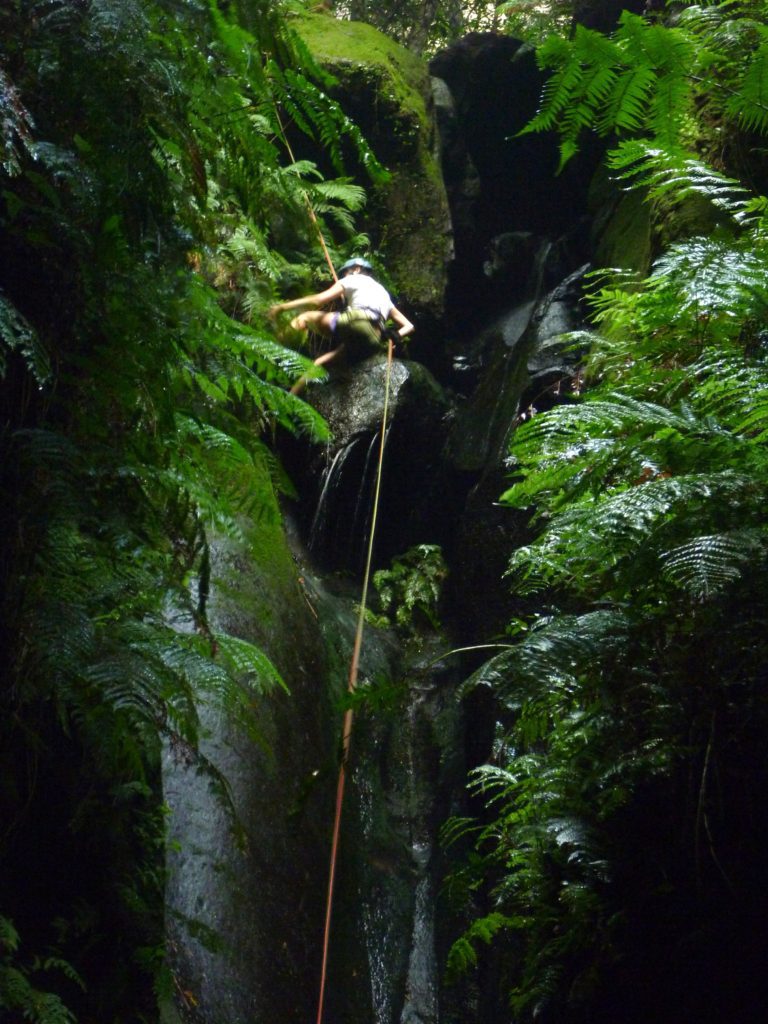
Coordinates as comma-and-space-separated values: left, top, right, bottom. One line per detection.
332, 307, 386, 360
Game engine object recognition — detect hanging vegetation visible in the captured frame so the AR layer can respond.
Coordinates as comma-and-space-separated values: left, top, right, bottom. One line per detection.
447, 4, 768, 1022
0, 1, 382, 1019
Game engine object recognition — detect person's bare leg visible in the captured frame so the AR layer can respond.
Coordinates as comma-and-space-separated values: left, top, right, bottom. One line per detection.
290, 310, 335, 335
289, 342, 345, 395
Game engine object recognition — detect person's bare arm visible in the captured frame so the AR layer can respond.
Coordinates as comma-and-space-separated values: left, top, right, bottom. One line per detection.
390, 305, 414, 339
269, 280, 344, 317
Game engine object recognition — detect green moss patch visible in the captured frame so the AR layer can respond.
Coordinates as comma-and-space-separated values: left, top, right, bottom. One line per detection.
291, 11, 451, 313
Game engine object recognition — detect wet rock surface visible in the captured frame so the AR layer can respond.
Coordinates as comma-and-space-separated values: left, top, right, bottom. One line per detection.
165, 17, 631, 1024
163, 522, 334, 1024
307, 355, 449, 447
430, 34, 600, 330
292, 355, 460, 573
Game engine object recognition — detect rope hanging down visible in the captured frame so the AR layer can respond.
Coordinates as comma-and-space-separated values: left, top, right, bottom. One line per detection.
315, 337, 394, 1024
274, 107, 338, 282
271, 102, 395, 1020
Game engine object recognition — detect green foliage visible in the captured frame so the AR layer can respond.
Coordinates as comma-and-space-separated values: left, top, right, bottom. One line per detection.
448, 8, 768, 1018
373, 543, 448, 632
0, 917, 80, 1024
0, 291, 50, 384
0, 0, 381, 1018
523, 4, 768, 169
446, 911, 519, 981
455, 248, 768, 1009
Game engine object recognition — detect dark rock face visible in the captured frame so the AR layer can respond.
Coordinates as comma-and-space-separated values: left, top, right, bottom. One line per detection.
293, 12, 453, 321
323, 635, 467, 1024
424, 35, 601, 645
166, 22, 618, 1024
295, 355, 460, 572
163, 524, 335, 1024
430, 34, 600, 330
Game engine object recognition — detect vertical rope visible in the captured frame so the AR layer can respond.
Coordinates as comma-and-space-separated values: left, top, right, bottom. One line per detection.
272, 100, 396, 1017
274, 106, 338, 282
315, 338, 395, 1024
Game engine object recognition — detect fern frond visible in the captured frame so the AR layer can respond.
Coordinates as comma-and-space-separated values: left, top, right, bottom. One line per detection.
206, 0, 267, 88
651, 236, 768, 318
597, 63, 657, 134
0, 916, 20, 953
307, 176, 366, 209
727, 38, 768, 133
523, 34, 588, 135
619, 14, 695, 77
446, 912, 519, 980
220, 225, 288, 283
462, 611, 629, 699
213, 632, 288, 694
271, 65, 388, 184
608, 142, 753, 219
661, 529, 766, 598
171, 415, 287, 525
648, 70, 693, 150
0, 65, 35, 175
691, 351, 768, 439
0, 291, 51, 383
512, 470, 758, 594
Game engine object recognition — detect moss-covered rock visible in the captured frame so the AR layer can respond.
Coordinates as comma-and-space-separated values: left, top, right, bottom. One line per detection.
291, 11, 452, 315
589, 164, 653, 276
163, 472, 336, 1024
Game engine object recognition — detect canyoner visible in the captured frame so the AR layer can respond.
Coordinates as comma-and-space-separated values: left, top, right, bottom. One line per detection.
270, 257, 414, 394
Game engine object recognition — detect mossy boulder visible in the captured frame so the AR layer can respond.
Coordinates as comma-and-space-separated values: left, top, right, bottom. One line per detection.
589, 163, 653, 276
163, 473, 336, 1023
291, 11, 452, 316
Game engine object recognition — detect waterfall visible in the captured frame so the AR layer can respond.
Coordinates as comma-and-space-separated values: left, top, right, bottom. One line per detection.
309, 435, 363, 555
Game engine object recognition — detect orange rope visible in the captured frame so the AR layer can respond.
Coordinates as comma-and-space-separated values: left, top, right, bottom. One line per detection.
274, 107, 338, 282
273, 100, 395, 1019
315, 337, 395, 1024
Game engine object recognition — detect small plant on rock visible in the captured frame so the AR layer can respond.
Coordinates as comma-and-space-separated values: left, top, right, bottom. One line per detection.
373, 544, 448, 633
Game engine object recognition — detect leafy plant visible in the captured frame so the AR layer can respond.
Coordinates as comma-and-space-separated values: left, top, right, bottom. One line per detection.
373, 543, 448, 632
446, 5, 768, 1020
0, 0, 380, 1018
0, 917, 81, 1024
522, 4, 768, 169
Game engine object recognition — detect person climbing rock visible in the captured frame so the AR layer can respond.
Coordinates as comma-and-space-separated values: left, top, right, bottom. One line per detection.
269, 258, 414, 394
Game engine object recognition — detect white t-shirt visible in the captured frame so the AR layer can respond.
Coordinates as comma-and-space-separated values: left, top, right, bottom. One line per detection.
340, 273, 393, 321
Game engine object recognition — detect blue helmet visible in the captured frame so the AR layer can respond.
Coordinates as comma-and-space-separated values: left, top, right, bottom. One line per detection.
339, 257, 373, 276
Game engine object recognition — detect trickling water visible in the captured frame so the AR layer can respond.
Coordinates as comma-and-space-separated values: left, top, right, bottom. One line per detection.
358, 771, 398, 1024
309, 436, 362, 553
354, 421, 393, 573
401, 863, 438, 1024
350, 430, 383, 567
399, 687, 439, 1024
